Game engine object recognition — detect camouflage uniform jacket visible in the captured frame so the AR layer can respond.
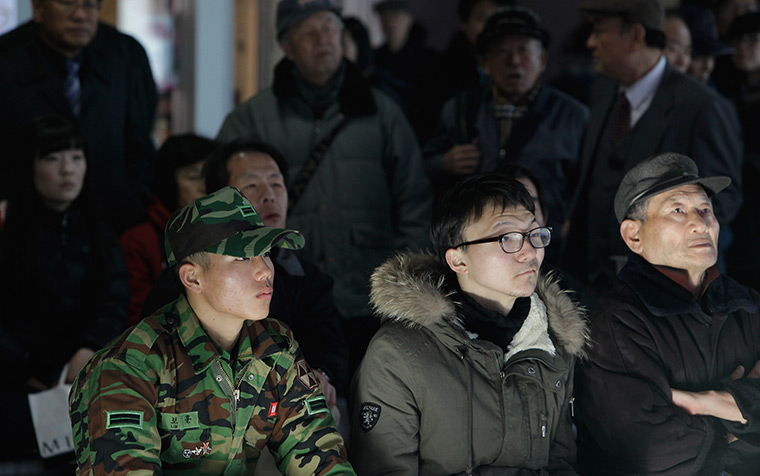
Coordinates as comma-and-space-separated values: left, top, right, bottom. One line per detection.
69, 294, 355, 475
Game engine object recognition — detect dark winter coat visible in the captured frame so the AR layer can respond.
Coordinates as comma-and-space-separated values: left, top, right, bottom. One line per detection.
0, 21, 157, 231
577, 252, 760, 476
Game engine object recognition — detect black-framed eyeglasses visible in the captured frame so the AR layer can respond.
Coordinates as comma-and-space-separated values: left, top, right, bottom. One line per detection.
452, 227, 552, 254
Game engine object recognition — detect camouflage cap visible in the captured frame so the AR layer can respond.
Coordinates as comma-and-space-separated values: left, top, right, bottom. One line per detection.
164, 186, 304, 266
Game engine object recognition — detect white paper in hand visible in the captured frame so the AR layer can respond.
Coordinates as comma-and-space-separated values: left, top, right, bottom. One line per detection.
27, 364, 74, 458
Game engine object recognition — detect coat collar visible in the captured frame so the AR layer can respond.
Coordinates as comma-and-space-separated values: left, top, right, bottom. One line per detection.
369, 252, 588, 358
618, 252, 758, 317
272, 58, 377, 117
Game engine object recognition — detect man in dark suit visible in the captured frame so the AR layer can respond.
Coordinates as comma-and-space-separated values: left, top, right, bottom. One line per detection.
562, 0, 743, 301
0, 0, 157, 232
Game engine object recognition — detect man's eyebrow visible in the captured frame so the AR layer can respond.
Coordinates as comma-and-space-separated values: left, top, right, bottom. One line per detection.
491, 217, 538, 230
237, 171, 283, 179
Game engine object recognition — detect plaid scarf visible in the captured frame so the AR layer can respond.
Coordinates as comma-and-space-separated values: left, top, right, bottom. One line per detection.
492, 82, 541, 146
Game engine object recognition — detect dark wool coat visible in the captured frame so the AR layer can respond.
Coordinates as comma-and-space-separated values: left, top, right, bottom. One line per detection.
0, 21, 157, 231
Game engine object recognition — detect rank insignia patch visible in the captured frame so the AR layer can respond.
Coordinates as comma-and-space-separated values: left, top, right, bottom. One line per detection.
360, 402, 382, 432
268, 402, 278, 417
296, 358, 319, 389
106, 411, 144, 430
305, 396, 329, 416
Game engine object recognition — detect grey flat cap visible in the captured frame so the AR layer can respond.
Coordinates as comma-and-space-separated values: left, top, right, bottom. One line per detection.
579, 0, 665, 32
614, 153, 731, 223
276, 0, 339, 39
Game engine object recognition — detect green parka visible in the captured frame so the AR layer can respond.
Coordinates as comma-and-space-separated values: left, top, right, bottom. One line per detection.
351, 253, 588, 475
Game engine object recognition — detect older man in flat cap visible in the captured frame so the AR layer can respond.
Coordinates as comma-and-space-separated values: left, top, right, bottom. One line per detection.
562, 0, 743, 304
577, 153, 760, 475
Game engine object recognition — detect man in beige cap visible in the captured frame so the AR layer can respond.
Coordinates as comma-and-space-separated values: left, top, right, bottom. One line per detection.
562, 0, 743, 304
577, 153, 760, 475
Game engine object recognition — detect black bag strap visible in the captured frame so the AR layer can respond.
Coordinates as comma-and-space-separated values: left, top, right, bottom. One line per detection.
288, 116, 349, 211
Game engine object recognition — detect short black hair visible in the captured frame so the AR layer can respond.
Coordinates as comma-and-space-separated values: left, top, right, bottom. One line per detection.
154, 134, 218, 212
493, 164, 547, 219
204, 139, 289, 193
430, 172, 534, 264
457, 0, 515, 22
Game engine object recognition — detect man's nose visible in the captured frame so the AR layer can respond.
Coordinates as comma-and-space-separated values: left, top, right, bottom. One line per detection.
251, 255, 274, 280
260, 184, 276, 202
516, 238, 538, 261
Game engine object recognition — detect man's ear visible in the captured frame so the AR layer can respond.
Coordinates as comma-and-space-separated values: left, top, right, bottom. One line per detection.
620, 219, 643, 254
32, 0, 44, 22
539, 49, 548, 73
178, 262, 203, 294
279, 38, 294, 61
630, 22, 647, 50
445, 248, 468, 275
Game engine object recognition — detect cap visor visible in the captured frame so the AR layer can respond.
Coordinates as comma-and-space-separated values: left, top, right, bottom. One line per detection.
637, 175, 732, 207
210, 227, 305, 258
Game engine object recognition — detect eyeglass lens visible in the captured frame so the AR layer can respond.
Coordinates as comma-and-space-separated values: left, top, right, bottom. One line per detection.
500, 228, 551, 253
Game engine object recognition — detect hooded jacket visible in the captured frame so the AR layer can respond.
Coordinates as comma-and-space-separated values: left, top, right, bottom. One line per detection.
350, 252, 588, 476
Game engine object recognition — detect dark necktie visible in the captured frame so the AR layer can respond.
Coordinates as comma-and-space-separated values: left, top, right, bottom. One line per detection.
64, 60, 81, 117
611, 92, 631, 148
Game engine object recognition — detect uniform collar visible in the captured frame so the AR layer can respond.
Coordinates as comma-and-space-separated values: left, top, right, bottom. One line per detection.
173, 295, 283, 375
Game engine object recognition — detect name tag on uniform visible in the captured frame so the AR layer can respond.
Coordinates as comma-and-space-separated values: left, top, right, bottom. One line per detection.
159, 411, 200, 431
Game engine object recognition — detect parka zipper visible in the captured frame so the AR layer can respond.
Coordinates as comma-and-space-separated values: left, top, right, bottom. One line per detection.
458, 346, 476, 476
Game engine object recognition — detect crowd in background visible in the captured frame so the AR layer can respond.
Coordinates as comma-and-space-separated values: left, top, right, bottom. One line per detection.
2, 0, 760, 474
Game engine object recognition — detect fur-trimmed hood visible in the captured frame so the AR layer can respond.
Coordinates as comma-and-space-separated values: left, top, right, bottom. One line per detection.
370, 252, 589, 358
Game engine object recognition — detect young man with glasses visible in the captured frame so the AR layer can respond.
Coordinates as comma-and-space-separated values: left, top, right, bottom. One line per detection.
350, 172, 588, 475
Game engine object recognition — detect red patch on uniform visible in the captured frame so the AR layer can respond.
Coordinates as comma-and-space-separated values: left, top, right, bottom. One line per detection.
268, 402, 278, 417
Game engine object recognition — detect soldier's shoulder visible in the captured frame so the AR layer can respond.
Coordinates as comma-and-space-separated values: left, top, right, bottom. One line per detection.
99, 302, 181, 368
252, 317, 297, 353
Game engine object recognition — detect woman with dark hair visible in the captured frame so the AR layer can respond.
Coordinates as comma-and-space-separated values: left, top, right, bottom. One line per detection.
0, 115, 128, 472
120, 133, 217, 325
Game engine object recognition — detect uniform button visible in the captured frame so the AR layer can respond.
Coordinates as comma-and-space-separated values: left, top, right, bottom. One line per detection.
216, 375, 223, 382
555, 380, 562, 388
248, 374, 254, 381
527, 367, 536, 375
167, 317, 174, 325
500, 371, 505, 378
499, 148, 506, 157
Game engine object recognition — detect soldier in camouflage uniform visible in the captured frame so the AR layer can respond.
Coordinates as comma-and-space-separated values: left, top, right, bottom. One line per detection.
69, 186, 356, 475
